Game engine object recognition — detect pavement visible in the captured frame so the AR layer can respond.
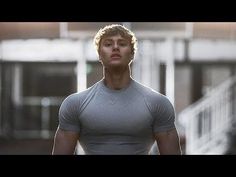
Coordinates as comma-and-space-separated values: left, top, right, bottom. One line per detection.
0, 138, 54, 155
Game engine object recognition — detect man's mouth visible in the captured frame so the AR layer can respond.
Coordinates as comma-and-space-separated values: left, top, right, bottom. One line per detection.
111, 54, 121, 58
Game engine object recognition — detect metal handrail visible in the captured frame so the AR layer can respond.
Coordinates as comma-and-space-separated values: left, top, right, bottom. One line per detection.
178, 75, 236, 154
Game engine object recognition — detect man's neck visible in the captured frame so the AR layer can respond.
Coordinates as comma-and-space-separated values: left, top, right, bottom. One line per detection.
103, 67, 132, 90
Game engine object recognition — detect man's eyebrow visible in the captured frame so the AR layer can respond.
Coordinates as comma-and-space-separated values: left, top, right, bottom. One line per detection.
103, 39, 113, 42
118, 39, 129, 42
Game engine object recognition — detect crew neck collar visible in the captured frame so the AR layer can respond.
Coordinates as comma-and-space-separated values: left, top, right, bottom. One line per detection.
100, 78, 134, 93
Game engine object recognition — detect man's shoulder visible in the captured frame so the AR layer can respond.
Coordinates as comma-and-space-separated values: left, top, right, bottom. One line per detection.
132, 80, 171, 105
62, 81, 100, 105
132, 80, 162, 97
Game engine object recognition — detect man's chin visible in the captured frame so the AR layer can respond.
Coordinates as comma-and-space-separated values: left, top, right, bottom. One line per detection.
109, 61, 123, 66
107, 63, 126, 70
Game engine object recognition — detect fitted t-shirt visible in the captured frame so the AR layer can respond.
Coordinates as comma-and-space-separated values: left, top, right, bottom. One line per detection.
58, 78, 176, 155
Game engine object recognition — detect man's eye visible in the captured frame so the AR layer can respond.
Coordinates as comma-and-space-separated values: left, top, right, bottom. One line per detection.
119, 43, 127, 46
104, 43, 112, 46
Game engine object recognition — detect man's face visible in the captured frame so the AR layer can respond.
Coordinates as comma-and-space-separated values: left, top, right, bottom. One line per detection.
99, 34, 133, 68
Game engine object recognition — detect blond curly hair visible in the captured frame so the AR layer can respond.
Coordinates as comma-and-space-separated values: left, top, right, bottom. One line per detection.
93, 24, 137, 57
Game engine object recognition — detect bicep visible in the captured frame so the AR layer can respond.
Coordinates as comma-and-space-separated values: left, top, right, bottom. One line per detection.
52, 127, 79, 155
154, 128, 182, 155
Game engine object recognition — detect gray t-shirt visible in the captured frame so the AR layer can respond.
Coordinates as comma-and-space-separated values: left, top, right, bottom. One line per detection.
59, 78, 176, 155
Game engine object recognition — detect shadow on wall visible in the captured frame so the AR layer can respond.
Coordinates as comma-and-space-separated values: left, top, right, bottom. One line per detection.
225, 125, 236, 155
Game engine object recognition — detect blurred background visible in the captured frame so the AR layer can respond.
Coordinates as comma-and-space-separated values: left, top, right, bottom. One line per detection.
0, 22, 236, 155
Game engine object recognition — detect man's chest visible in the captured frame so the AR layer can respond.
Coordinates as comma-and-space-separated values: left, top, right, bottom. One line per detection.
79, 93, 153, 135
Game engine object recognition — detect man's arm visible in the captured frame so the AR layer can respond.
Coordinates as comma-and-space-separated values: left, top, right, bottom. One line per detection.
154, 128, 182, 155
52, 127, 79, 155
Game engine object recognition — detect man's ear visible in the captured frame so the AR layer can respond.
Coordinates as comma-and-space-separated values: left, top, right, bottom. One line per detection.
130, 53, 134, 61
98, 57, 103, 63
97, 51, 102, 61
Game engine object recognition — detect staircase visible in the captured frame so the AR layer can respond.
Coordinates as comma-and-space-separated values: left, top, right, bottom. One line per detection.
178, 75, 236, 154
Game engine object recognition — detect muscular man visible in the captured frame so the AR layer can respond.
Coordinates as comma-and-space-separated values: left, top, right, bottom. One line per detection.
52, 24, 181, 155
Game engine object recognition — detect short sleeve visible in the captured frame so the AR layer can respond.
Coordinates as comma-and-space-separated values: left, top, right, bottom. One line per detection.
152, 96, 176, 133
58, 94, 81, 132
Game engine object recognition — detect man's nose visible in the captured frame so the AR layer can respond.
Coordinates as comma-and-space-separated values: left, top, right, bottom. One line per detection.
112, 43, 119, 50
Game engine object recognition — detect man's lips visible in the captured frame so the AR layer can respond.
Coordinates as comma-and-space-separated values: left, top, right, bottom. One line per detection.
110, 54, 121, 58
